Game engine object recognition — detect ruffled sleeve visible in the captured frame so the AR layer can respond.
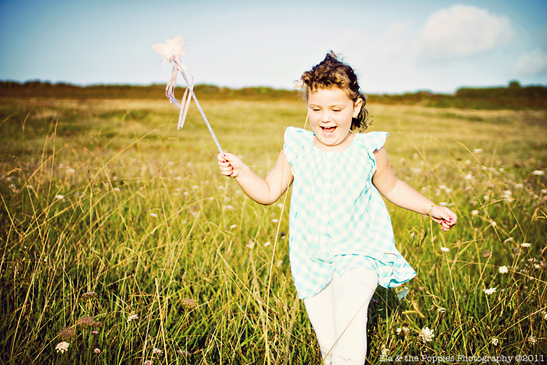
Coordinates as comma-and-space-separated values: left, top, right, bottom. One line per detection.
283, 127, 305, 168
364, 131, 388, 152
359, 131, 388, 175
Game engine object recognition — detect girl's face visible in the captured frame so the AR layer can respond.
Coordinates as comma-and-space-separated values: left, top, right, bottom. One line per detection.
307, 87, 362, 151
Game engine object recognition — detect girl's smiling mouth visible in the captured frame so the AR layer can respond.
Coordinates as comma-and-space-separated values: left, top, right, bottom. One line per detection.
320, 126, 337, 136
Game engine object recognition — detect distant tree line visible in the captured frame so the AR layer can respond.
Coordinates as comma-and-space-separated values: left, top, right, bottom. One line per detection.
1, 80, 546, 109
0, 81, 298, 101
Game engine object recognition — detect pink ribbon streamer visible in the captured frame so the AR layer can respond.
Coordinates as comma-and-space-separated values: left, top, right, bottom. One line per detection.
152, 35, 223, 153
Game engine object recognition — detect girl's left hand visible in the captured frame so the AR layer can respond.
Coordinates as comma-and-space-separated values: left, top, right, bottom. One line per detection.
430, 206, 457, 231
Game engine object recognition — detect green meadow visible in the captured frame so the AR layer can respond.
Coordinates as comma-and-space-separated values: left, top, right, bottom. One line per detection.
0, 96, 546, 364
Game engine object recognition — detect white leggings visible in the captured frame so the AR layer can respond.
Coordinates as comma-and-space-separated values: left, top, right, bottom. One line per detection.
303, 267, 378, 365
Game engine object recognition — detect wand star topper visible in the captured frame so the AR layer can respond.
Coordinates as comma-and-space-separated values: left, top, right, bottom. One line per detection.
152, 34, 223, 154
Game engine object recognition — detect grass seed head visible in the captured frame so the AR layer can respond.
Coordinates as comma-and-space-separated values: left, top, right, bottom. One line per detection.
58, 326, 76, 339
181, 298, 196, 308
81, 291, 97, 301
76, 315, 96, 328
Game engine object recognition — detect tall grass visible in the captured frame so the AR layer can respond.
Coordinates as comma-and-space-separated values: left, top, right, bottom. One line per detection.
0, 98, 546, 364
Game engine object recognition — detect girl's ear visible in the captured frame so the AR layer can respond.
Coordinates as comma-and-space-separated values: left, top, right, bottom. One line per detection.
353, 97, 364, 118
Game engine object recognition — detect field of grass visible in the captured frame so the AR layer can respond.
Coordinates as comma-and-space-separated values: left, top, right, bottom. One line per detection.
0, 96, 546, 364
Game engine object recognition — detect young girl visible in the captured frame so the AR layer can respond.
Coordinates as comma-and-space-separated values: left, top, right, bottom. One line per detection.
217, 52, 457, 364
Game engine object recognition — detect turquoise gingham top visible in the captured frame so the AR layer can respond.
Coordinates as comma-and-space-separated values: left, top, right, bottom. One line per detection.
283, 127, 416, 299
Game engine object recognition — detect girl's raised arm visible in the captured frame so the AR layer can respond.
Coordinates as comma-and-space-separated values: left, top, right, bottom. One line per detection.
218, 150, 293, 205
372, 147, 457, 230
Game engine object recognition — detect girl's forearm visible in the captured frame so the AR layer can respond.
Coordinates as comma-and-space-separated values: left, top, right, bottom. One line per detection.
234, 165, 279, 205
219, 150, 292, 206
381, 178, 434, 215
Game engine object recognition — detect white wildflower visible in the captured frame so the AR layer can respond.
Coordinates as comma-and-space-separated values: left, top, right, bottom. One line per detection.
471, 210, 479, 216
397, 287, 409, 300
465, 174, 473, 180
114, 187, 120, 192
149, 213, 158, 217
528, 336, 537, 345
55, 195, 65, 200
223, 205, 234, 210
56, 341, 70, 353
483, 195, 489, 201
418, 327, 435, 343
264, 242, 271, 247
503, 237, 513, 243
153, 348, 162, 354
521, 243, 531, 248
272, 219, 279, 223
543, 311, 547, 320
532, 170, 545, 176
192, 185, 199, 190
230, 225, 237, 229
276, 260, 283, 267
498, 266, 509, 274
439, 185, 447, 190
380, 345, 388, 356
491, 221, 497, 227
491, 337, 499, 346
278, 203, 283, 208
94, 348, 101, 354
515, 183, 523, 189
483, 287, 497, 295
440, 247, 450, 252
127, 314, 138, 323
246, 240, 255, 249
396, 327, 409, 335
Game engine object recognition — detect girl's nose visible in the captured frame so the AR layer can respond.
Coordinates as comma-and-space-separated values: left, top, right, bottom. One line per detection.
321, 111, 331, 122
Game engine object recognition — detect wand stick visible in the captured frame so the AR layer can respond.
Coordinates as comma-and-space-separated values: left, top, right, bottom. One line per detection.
172, 60, 223, 154
153, 34, 224, 155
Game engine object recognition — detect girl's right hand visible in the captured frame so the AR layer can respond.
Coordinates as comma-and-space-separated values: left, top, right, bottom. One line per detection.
430, 205, 457, 231
217, 153, 246, 178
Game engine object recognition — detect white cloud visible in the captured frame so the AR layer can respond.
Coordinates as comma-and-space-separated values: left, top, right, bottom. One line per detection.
416, 4, 514, 60
515, 49, 547, 75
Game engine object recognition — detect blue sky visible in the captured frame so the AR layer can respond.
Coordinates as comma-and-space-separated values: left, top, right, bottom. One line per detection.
1, 0, 546, 93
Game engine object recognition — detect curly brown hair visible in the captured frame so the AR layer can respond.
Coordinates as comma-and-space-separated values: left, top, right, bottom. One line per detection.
300, 51, 371, 131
